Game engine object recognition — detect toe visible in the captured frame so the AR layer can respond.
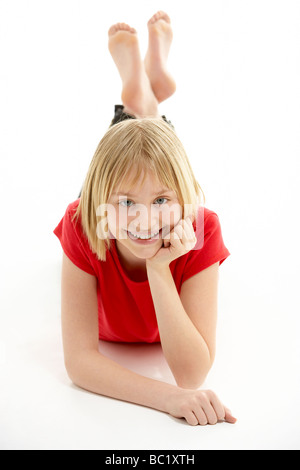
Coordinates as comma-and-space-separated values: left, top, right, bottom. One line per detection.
148, 11, 171, 26
157, 11, 171, 23
122, 23, 131, 31
162, 12, 171, 23
109, 22, 136, 36
108, 25, 117, 36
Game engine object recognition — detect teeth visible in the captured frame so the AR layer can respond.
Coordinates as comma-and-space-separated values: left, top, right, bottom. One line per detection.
128, 230, 159, 240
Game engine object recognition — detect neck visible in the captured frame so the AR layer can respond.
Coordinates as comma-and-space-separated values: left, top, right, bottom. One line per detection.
115, 240, 147, 273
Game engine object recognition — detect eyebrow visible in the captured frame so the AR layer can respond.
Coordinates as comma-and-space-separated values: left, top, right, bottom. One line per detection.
113, 189, 174, 197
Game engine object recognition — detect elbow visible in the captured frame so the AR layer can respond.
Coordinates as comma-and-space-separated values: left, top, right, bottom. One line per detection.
64, 359, 91, 392
63, 348, 103, 389
63, 350, 94, 386
176, 373, 208, 390
64, 358, 80, 386
175, 358, 214, 390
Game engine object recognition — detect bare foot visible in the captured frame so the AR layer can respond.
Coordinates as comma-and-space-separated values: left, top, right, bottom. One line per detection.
108, 23, 159, 118
144, 11, 176, 104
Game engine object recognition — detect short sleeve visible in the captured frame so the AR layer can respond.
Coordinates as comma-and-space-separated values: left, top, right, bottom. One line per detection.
181, 211, 230, 284
53, 203, 97, 276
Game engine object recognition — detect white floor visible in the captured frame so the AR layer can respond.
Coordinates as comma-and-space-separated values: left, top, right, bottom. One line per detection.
1, 249, 299, 450
1, 0, 300, 450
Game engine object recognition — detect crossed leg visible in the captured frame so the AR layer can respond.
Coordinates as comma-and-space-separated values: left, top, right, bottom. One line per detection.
108, 11, 176, 119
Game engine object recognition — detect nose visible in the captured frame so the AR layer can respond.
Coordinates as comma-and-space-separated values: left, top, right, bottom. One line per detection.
133, 222, 160, 235
128, 204, 160, 234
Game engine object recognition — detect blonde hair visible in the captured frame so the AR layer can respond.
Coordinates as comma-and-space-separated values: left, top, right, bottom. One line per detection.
72, 118, 205, 261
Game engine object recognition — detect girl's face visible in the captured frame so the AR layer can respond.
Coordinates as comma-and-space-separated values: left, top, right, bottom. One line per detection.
107, 170, 182, 260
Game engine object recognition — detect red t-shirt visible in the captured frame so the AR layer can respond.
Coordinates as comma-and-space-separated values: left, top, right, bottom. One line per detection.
53, 199, 230, 343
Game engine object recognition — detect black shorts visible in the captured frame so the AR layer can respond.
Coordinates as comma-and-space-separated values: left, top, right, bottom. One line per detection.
110, 104, 174, 129
78, 105, 174, 198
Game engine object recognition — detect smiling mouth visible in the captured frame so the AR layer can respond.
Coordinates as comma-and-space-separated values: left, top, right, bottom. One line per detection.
122, 227, 166, 242
127, 228, 162, 239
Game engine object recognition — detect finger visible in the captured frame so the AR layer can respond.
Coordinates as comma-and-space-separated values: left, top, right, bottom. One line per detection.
186, 214, 195, 224
208, 392, 226, 422
172, 224, 185, 244
202, 402, 218, 425
185, 411, 199, 426
181, 220, 197, 248
183, 217, 196, 234
193, 406, 208, 426
185, 214, 195, 224
162, 225, 179, 242
173, 220, 190, 244
167, 230, 184, 255
170, 221, 195, 251
224, 407, 237, 424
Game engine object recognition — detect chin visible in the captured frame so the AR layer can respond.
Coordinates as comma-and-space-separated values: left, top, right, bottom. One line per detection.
129, 241, 162, 257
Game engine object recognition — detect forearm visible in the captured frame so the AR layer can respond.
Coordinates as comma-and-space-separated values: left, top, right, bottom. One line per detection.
66, 349, 179, 413
147, 265, 212, 389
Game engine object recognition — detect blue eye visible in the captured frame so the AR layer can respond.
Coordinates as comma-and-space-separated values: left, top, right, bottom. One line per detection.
119, 200, 134, 207
155, 198, 168, 205
118, 198, 169, 207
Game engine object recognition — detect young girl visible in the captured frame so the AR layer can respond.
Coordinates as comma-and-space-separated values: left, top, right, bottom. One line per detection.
54, 11, 237, 427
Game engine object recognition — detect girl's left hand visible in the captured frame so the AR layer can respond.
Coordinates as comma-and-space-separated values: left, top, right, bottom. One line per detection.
146, 215, 197, 270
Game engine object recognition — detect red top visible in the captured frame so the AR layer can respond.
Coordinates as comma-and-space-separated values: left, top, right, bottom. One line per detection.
53, 199, 230, 343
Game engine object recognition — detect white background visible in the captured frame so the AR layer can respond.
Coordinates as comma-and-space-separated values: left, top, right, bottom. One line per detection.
0, 0, 300, 450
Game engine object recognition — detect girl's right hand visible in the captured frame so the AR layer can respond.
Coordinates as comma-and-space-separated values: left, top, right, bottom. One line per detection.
166, 388, 237, 426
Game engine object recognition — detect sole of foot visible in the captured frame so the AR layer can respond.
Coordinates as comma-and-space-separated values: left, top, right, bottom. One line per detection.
144, 11, 176, 104
108, 23, 159, 117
